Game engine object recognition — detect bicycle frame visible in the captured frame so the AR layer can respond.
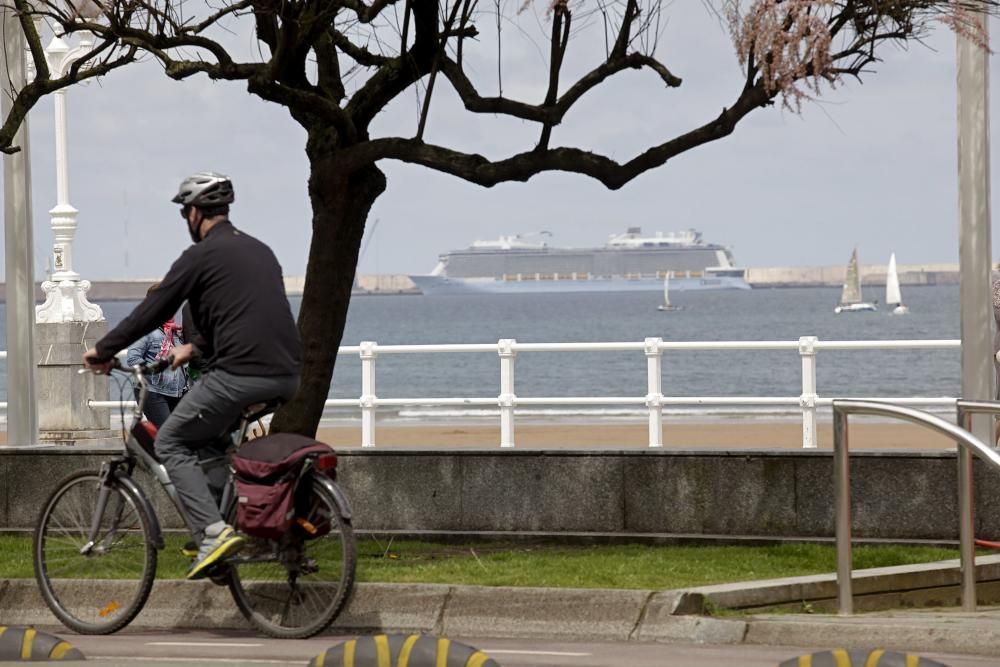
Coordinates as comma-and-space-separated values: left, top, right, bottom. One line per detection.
82, 364, 261, 553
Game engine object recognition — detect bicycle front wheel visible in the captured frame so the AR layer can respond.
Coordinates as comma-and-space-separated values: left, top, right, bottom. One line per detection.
33, 470, 158, 634
228, 475, 356, 638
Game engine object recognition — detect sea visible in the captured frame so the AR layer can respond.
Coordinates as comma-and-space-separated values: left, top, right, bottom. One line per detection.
0, 285, 970, 424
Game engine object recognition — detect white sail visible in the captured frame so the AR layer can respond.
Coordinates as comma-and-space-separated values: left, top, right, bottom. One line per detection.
886, 253, 902, 305
839, 249, 863, 305
663, 275, 671, 307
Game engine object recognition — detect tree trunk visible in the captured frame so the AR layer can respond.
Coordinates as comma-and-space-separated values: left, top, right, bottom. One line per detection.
270, 130, 386, 436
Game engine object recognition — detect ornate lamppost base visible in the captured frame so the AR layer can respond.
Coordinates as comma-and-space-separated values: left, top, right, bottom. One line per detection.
35, 279, 104, 323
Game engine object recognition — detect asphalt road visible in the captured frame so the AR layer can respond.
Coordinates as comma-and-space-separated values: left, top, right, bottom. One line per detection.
41, 628, 1000, 667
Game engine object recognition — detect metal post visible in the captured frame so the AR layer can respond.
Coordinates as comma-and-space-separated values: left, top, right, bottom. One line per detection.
2, 7, 38, 445
498, 338, 516, 448
956, 8, 993, 450
799, 336, 818, 449
832, 406, 853, 615
645, 337, 664, 448
359, 341, 377, 448
957, 405, 977, 611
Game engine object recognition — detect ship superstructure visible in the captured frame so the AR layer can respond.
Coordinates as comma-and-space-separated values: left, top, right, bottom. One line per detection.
412, 228, 750, 294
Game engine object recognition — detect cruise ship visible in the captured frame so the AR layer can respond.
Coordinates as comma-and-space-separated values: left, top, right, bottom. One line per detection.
410, 228, 750, 295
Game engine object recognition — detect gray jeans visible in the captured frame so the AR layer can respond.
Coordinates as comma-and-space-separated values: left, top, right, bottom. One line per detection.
155, 369, 299, 535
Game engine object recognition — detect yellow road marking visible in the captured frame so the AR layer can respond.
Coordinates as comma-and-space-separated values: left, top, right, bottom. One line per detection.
375, 635, 391, 667
864, 649, 885, 667
436, 638, 450, 667
49, 642, 75, 660
397, 635, 420, 667
466, 651, 492, 667
21, 628, 35, 660
798, 656, 812, 667
313, 649, 326, 667
906, 656, 921, 667
342, 639, 356, 667
831, 649, 851, 667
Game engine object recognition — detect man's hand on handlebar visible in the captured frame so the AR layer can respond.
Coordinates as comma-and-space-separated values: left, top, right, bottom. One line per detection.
82, 348, 114, 375
170, 343, 195, 369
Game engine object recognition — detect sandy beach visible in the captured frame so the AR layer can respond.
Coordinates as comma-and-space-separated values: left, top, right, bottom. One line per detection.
0, 419, 971, 450
314, 420, 962, 450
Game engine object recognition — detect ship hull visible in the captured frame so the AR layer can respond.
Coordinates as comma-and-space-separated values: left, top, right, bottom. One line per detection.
410, 275, 751, 295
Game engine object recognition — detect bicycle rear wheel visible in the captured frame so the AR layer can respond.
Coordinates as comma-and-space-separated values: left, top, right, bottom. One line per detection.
227, 474, 356, 638
33, 470, 158, 634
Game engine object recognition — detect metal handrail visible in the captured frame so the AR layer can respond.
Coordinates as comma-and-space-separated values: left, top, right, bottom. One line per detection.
832, 399, 1000, 615
0, 338, 966, 448
954, 400, 1000, 612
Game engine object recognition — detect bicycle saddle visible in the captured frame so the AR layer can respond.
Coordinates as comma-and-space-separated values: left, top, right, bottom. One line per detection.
242, 398, 284, 423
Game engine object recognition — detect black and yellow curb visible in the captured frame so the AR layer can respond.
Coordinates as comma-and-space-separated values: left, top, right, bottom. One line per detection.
778, 649, 948, 667
309, 634, 500, 667
0, 626, 86, 661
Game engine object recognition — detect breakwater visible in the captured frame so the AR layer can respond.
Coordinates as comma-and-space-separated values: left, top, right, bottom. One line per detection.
0, 264, 969, 302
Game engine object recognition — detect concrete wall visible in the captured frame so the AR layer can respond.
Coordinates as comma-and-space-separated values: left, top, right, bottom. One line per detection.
1, 448, 993, 541
0, 275, 418, 302
745, 264, 963, 288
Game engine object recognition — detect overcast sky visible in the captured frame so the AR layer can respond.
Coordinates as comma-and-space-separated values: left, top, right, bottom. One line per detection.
1, 3, 999, 281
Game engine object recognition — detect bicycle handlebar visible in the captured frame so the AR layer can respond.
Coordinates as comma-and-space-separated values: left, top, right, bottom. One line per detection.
80, 355, 175, 376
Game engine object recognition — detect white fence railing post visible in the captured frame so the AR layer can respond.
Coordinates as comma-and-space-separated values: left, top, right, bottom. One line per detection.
498, 338, 517, 448
360, 341, 378, 448
645, 337, 664, 448
799, 336, 819, 449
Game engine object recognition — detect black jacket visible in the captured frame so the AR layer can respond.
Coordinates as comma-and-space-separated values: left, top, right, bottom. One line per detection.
96, 221, 301, 377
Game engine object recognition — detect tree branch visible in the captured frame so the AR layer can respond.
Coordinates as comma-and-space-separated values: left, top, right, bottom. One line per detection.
416, 0, 464, 140
610, 0, 639, 59
340, 82, 768, 188
440, 51, 681, 126
14, 0, 49, 80
181, 0, 255, 35
0, 45, 137, 153
330, 27, 392, 66
345, 0, 438, 131
342, 0, 403, 23
537, 1, 571, 151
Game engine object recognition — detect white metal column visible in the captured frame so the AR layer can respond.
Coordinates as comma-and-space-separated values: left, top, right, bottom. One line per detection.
498, 338, 516, 447
2, 7, 38, 445
645, 337, 664, 448
359, 341, 377, 447
799, 336, 818, 449
956, 16, 993, 448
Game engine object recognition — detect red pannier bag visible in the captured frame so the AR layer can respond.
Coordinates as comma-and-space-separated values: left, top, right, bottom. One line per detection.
231, 433, 332, 540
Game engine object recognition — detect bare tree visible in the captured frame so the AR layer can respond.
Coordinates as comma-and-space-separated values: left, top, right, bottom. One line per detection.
2, 0, 997, 435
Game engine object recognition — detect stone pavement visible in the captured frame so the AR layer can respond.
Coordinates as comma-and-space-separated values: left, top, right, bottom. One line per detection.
3, 577, 1000, 658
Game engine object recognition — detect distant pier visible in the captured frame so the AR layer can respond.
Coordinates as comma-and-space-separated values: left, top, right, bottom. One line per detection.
744, 263, 963, 288
0, 264, 971, 302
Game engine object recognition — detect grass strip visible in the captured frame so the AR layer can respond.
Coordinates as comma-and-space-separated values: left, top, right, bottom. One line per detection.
2, 535, 960, 589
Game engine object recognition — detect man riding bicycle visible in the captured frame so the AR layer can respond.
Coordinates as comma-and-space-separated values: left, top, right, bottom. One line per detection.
83, 171, 302, 580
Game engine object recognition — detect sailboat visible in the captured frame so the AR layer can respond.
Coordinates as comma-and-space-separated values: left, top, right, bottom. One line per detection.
834, 249, 877, 313
885, 253, 909, 315
657, 274, 680, 311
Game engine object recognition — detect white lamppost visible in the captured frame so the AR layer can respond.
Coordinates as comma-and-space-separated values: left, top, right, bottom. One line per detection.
34, 29, 103, 323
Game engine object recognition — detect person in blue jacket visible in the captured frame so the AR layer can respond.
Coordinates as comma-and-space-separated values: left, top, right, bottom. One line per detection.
126, 283, 189, 428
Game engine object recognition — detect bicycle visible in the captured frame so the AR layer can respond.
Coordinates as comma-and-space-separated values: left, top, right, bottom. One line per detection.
32, 357, 357, 638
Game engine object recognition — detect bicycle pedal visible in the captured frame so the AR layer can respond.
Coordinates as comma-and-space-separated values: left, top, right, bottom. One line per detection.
180, 540, 199, 559
205, 563, 231, 586
295, 517, 318, 535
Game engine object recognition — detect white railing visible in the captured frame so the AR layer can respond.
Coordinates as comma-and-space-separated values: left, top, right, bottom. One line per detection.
0, 338, 963, 448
